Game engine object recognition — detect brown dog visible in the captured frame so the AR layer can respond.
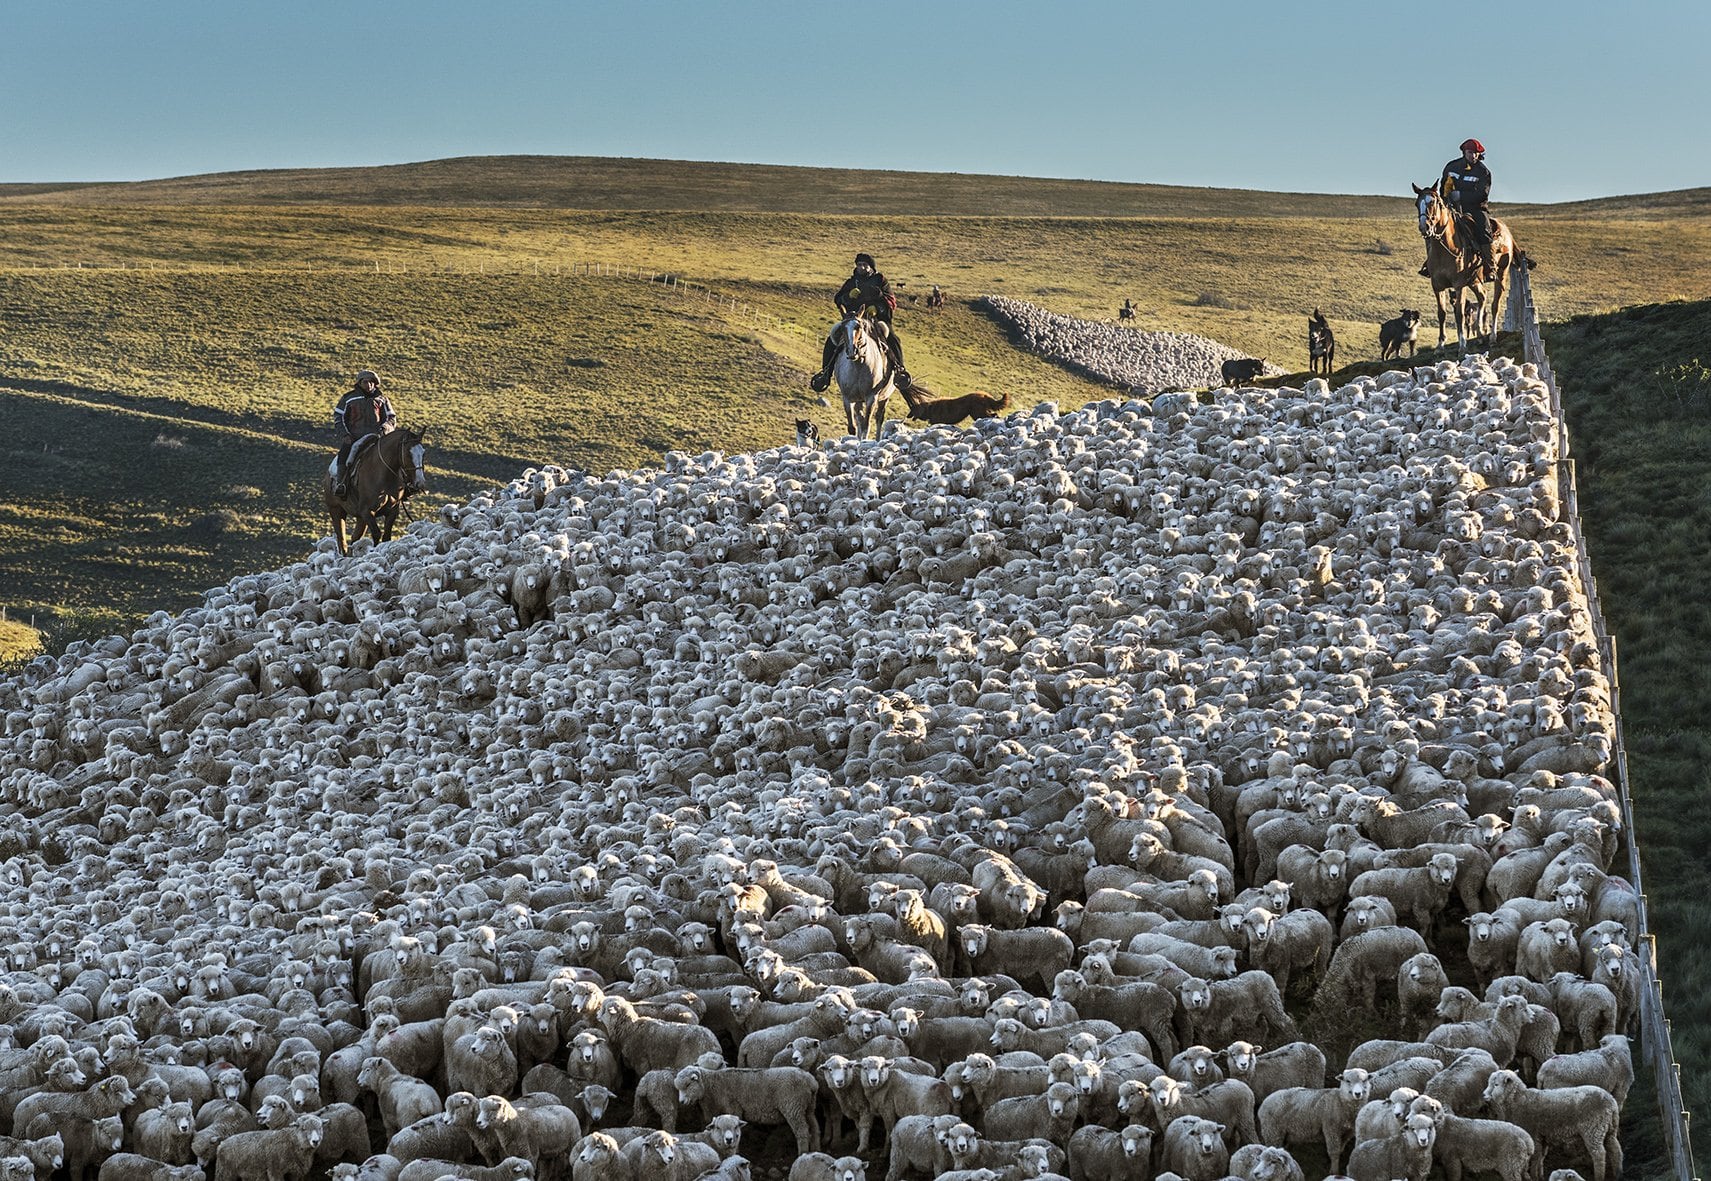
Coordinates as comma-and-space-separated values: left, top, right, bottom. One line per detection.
900, 386, 1010, 425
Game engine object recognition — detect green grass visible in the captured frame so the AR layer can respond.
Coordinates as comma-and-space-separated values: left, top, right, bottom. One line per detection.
1546, 297, 1711, 1172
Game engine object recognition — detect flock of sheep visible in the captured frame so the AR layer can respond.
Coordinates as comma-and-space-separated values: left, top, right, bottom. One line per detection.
978, 298, 1278, 395
0, 355, 1642, 1181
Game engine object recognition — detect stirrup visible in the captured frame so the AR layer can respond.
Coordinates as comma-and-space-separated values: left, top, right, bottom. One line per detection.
809, 370, 831, 392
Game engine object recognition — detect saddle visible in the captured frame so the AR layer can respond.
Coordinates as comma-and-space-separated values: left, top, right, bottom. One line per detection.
329, 432, 385, 496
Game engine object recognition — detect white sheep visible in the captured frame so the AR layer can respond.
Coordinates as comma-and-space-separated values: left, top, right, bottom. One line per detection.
1256, 1068, 1370, 1175
1480, 1069, 1622, 1181
1535, 1034, 1634, 1106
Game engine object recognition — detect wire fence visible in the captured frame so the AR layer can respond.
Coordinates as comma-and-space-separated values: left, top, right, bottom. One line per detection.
1506, 254, 1698, 1181
6, 257, 803, 335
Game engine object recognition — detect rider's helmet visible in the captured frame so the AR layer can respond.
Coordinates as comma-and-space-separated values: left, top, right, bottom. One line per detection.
1460, 138, 1485, 155
355, 369, 381, 391
854, 253, 877, 272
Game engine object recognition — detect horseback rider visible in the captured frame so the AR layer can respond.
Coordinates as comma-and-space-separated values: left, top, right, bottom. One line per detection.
1421, 138, 1494, 280
808, 252, 921, 397
331, 368, 396, 499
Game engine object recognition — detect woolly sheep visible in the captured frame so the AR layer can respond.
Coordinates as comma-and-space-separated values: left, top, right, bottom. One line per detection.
1158, 1116, 1227, 1181
1480, 1069, 1622, 1181
1217, 1041, 1327, 1106
0, 359, 1638, 1181
673, 1065, 819, 1156
1345, 1111, 1436, 1181
1228, 1144, 1303, 1181
1535, 1034, 1634, 1106
210, 1115, 323, 1181
1065, 1124, 1152, 1181
1256, 1068, 1370, 1174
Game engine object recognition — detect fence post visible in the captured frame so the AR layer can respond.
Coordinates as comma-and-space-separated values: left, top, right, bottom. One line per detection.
1511, 256, 1700, 1181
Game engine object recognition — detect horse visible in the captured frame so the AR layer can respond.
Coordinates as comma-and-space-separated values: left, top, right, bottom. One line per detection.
831, 314, 895, 441
1413, 182, 1516, 354
323, 426, 429, 555
1119, 299, 1136, 321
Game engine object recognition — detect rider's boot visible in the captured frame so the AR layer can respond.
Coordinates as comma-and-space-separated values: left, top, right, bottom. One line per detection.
808, 335, 837, 392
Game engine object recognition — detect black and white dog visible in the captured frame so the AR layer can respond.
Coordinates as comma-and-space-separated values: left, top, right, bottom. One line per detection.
1380, 309, 1422, 359
794, 418, 821, 448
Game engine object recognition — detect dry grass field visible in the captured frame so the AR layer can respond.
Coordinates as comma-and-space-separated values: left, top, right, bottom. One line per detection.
2, 158, 1708, 636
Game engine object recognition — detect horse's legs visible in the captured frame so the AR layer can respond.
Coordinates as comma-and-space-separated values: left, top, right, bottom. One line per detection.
351, 510, 377, 550
380, 508, 399, 543
1490, 259, 1509, 340
844, 397, 858, 438
1454, 287, 1469, 357
1436, 287, 1451, 347
330, 509, 349, 556
873, 394, 888, 438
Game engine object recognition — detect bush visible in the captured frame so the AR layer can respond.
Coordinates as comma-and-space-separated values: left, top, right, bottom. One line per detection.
152, 433, 189, 450
189, 508, 244, 541
1374, 238, 1395, 256
1192, 291, 1237, 309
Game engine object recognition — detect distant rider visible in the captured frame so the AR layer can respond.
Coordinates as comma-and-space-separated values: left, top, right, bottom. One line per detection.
1422, 138, 1494, 280
331, 369, 396, 499
808, 252, 921, 397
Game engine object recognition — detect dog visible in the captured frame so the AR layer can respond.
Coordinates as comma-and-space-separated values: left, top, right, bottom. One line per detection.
900, 386, 1010, 425
1379, 309, 1422, 360
793, 418, 820, 448
1220, 357, 1266, 386
1308, 309, 1336, 376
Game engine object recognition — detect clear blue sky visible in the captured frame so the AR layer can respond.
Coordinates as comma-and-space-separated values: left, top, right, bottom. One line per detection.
4, 0, 1704, 203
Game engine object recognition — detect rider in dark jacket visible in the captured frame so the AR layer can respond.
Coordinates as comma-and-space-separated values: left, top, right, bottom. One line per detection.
332, 369, 397, 498
809, 253, 919, 396
1422, 138, 1495, 279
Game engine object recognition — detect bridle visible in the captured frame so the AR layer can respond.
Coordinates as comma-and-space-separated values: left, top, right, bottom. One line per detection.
376, 431, 428, 498
1417, 189, 1463, 260
843, 316, 868, 362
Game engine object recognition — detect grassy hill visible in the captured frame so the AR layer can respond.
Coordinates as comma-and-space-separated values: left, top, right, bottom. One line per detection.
6, 154, 1708, 220
1545, 298, 1711, 1146
2, 155, 1709, 646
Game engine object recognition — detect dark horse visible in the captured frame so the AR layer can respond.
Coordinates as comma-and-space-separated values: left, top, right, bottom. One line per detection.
323, 427, 428, 555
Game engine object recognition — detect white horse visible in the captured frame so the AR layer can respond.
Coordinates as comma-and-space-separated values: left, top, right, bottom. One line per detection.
831, 314, 895, 441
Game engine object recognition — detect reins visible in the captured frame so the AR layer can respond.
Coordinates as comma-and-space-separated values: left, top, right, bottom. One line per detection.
371, 432, 424, 504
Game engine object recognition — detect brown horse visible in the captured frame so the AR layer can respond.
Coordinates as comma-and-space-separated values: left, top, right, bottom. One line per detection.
1413, 183, 1515, 354
323, 427, 428, 555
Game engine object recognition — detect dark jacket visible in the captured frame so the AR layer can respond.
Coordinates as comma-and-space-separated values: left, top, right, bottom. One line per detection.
835, 270, 897, 324
1439, 156, 1492, 209
334, 389, 396, 441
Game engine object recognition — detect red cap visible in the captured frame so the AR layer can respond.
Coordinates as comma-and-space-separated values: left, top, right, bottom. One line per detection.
1460, 138, 1486, 154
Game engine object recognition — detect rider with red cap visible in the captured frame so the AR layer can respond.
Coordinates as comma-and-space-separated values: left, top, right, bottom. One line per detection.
1422, 139, 1494, 280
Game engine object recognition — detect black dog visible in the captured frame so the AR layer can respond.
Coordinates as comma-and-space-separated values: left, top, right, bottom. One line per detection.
1308, 309, 1336, 376
1221, 357, 1266, 386
1379, 309, 1422, 360
794, 418, 820, 448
